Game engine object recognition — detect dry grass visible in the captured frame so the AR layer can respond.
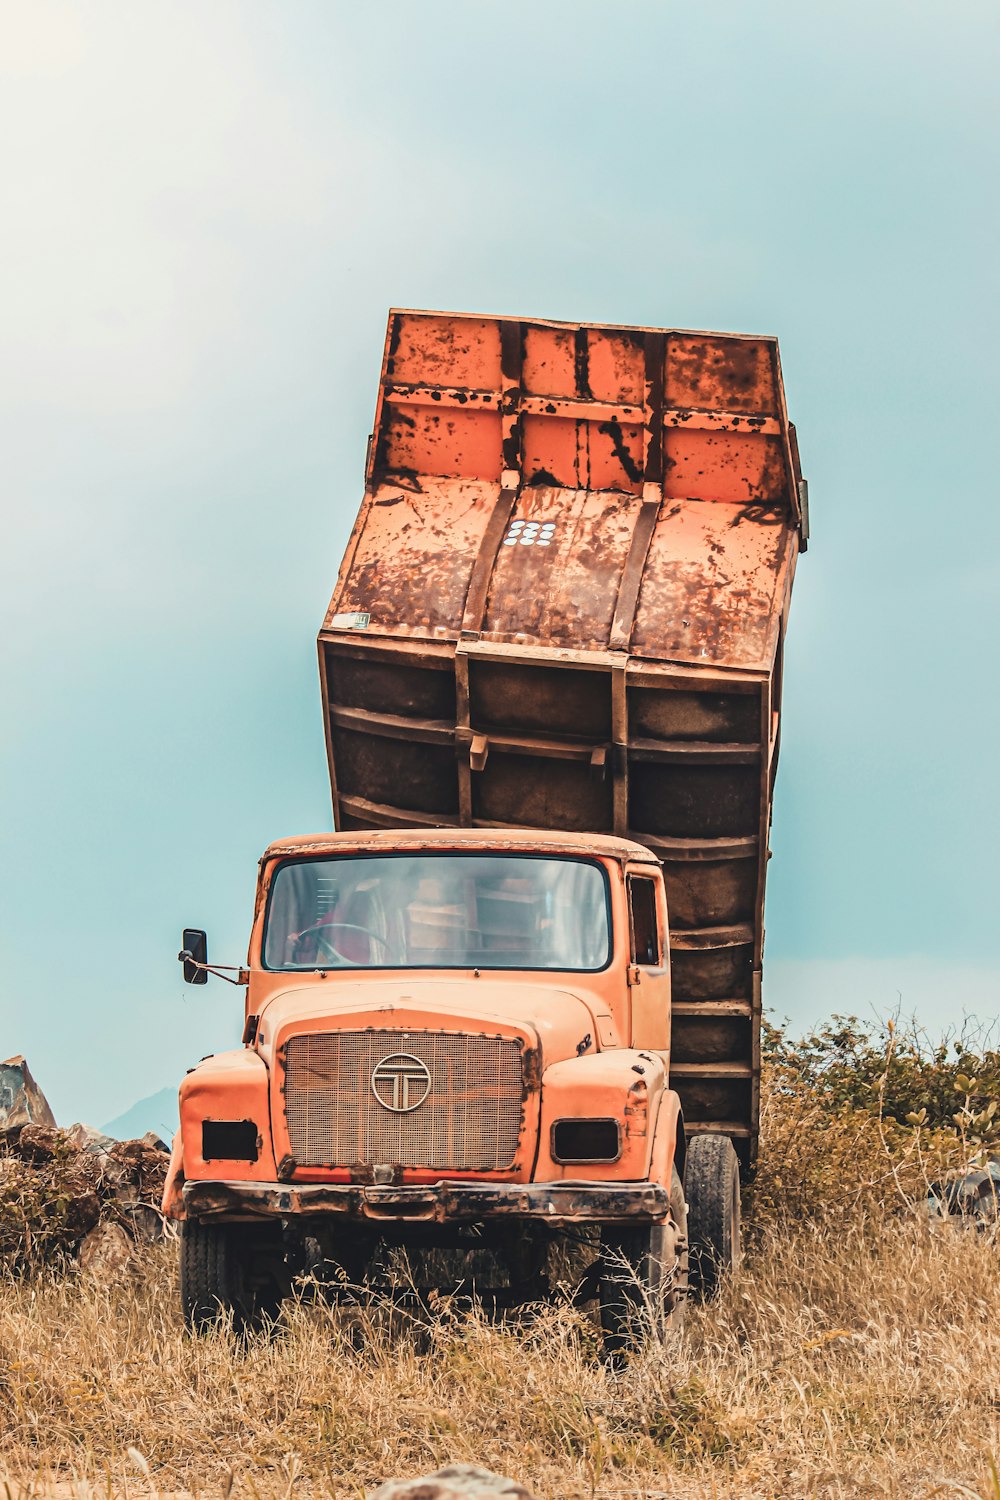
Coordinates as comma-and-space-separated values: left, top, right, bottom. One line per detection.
0, 1216, 997, 1500
2, 1039, 999, 1500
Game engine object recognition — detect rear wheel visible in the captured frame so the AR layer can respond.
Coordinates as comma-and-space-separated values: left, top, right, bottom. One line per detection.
685, 1133, 741, 1300
180, 1219, 286, 1332
599, 1166, 687, 1352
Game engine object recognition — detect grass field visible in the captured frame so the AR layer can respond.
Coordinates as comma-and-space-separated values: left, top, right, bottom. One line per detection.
2, 1212, 998, 1497
2, 1027, 998, 1499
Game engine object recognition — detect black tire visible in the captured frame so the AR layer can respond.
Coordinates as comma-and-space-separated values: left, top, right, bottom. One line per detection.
599, 1166, 687, 1352
685, 1133, 741, 1300
180, 1219, 286, 1333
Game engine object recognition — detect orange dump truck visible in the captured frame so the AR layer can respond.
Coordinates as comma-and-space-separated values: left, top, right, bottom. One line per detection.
165, 310, 807, 1340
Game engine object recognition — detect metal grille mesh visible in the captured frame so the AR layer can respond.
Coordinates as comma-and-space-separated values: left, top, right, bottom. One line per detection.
283, 1030, 524, 1170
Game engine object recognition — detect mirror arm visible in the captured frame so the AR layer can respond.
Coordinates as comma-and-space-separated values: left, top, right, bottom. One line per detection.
177, 951, 249, 987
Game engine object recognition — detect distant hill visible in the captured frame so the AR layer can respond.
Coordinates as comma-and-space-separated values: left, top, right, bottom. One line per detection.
101, 1087, 178, 1143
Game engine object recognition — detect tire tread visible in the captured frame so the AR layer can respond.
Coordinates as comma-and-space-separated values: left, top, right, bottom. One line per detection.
685, 1133, 741, 1300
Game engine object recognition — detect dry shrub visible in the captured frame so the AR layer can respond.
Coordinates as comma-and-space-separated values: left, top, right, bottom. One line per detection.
749, 1015, 1000, 1232
0, 1141, 100, 1270
0, 1129, 166, 1273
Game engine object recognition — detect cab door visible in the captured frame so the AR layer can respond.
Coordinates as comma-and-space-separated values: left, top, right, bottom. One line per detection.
626, 867, 671, 1055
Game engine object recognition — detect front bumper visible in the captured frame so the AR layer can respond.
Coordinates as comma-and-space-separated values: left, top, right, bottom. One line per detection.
182, 1178, 670, 1225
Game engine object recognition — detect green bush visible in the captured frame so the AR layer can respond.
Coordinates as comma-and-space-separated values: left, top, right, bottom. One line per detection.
762, 1013, 1000, 1132
747, 1014, 1000, 1232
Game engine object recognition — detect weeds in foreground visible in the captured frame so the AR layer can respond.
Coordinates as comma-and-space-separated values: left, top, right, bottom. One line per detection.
0, 1018, 997, 1498
0, 1218, 997, 1496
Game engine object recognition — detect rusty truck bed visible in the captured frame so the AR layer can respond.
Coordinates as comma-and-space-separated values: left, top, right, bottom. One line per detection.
317, 310, 808, 1164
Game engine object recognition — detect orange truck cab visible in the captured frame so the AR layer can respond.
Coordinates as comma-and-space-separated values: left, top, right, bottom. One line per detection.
167, 310, 806, 1340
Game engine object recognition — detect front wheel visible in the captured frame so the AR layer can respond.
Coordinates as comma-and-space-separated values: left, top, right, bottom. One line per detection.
599, 1166, 687, 1352
180, 1219, 286, 1332
685, 1133, 741, 1300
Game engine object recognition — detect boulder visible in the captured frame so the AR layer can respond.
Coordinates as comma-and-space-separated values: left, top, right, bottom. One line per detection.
119, 1203, 164, 1243
0, 1062, 171, 1268
66, 1122, 117, 1155
64, 1184, 103, 1236
15, 1124, 67, 1163
0, 1055, 56, 1131
928, 1158, 1000, 1226
368, 1466, 538, 1499
79, 1221, 133, 1276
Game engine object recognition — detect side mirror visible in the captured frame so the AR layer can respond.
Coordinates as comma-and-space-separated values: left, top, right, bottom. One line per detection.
180, 928, 209, 985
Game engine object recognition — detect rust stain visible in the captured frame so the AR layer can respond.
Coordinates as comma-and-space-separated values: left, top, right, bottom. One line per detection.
183, 1178, 671, 1225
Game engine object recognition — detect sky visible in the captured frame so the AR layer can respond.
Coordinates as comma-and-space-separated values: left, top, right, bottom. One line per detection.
1, 0, 998, 1127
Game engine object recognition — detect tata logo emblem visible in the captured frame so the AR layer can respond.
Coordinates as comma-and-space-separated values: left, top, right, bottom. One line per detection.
370, 1053, 431, 1113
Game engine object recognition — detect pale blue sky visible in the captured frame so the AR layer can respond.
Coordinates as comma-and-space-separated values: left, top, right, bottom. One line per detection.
1, 0, 997, 1125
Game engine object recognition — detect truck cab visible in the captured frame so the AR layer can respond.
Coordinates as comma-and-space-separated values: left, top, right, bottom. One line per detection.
165, 828, 740, 1341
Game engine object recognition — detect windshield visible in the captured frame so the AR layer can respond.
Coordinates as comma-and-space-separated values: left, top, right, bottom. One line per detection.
262, 853, 611, 972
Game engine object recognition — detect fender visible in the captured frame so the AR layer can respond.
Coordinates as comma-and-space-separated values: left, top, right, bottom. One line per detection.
647, 1087, 685, 1190
178, 1048, 278, 1186
534, 1049, 666, 1181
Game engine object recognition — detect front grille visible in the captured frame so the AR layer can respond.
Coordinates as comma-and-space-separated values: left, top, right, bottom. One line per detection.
282, 1029, 524, 1171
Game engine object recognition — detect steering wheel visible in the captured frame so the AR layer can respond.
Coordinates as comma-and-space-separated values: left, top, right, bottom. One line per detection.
302, 921, 390, 966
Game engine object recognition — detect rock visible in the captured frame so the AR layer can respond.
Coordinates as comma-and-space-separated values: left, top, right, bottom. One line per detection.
114, 1138, 167, 1163
73, 1151, 107, 1189
66, 1122, 117, 1155
15, 1124, 70, 1163
928, 1158, 1000, 1226
119, 1203, 164, 1243
109, 1177, 141, 1208
0, 1058, 171, 1268
368, 1466, 538, 1499
64, 1185, 102, 1236
79, 1221, 133, 1276
0, 1055, 56, 1131
97, 1153, 130, 1191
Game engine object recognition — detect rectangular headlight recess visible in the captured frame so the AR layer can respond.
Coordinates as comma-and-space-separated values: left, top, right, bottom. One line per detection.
201, 1119, 259, 1162
551, 1118, 621, 1164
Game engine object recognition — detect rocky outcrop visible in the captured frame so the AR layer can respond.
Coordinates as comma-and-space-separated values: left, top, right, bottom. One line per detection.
0, 1055, 57, 1130
368, 1466, 538, 1499
0, 1070, 170, 1271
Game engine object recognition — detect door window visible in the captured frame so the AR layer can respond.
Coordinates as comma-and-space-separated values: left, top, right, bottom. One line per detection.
628, 876, 660, 966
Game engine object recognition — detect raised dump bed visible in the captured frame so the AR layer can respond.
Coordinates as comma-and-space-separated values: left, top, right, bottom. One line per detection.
318, 309, 808, 1163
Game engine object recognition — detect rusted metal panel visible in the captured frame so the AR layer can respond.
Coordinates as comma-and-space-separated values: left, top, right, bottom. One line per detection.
482, 486, 639, 649
262, 828, 661, 864
666, 330, 780, 410
323, 477, 496, 642
318, 310, 807, 1163
631, 500, 793, 671
183, 1177, 671, 1225
325, 312, 798, 670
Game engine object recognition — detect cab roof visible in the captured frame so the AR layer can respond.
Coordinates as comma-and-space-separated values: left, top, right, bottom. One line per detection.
262, 827, 660, 865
